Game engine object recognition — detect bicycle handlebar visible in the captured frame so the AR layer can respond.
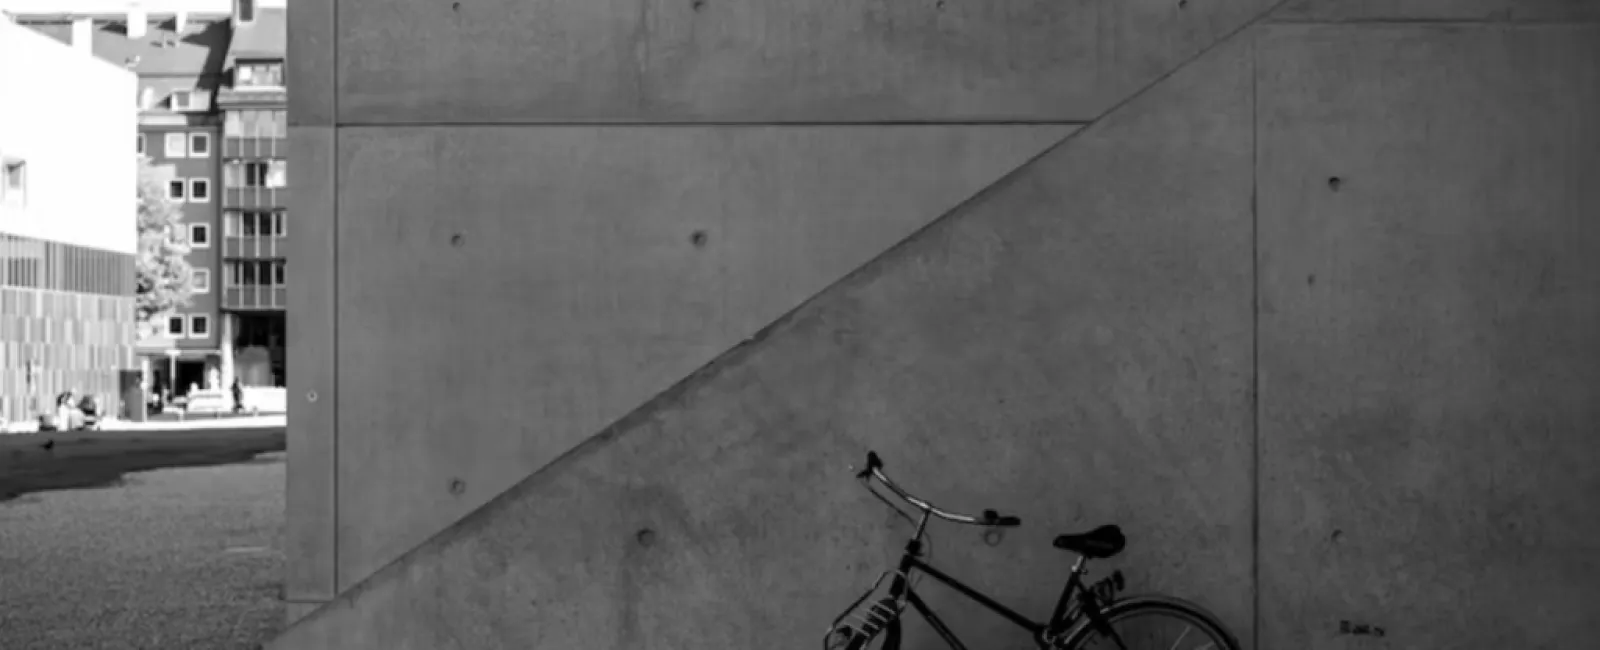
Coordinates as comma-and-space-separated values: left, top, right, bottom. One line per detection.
855, 451, 1021, 527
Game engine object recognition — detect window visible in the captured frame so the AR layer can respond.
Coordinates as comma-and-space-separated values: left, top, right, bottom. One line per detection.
193, 268, 211, 293
189, 223, 211, 248
232, 211, 283, 237
267, 160, 287, 187
235, 61, 284, 88
166, 315, 186, 337
224, 110, 287, 138
226, 260, 284, 286
137, 134, 145, 155
230, 160, 288, 189
189, 133, 211, 156
189, 178, 210, 202
165, 132, 187, 158
189, 315, 211, 338
167, 179, 187, 201
170, 90, 195, 111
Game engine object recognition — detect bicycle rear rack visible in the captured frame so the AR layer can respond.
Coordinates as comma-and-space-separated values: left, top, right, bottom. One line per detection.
824, 570, 906, 650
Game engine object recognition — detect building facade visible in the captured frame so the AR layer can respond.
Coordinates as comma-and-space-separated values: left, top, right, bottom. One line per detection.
13, 0, 287, 397
216, 2, 287, 388
0, 14, 139, 424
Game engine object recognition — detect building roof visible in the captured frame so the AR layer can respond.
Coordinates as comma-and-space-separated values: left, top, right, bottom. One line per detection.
226, 6, 282, 60
0, 0, 233, 13
22, 16, 230, 76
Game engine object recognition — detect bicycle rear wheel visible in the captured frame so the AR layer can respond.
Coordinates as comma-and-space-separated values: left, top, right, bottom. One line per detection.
1060, 596, 1240, 650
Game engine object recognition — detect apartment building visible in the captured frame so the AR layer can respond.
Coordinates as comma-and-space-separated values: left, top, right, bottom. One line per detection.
13, 0, 287, 396
0, 14, 140, 424
216, 1, 286, 388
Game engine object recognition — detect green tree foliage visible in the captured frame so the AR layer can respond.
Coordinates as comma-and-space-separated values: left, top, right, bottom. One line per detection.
135, 156, 195, 327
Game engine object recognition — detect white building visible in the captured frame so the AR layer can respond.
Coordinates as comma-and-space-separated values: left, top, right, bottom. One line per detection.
0, 13, 140, 424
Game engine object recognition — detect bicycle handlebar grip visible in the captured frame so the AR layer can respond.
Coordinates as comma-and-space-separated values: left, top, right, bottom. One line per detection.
856, 451, 884, 479
982, 509, 1023, 527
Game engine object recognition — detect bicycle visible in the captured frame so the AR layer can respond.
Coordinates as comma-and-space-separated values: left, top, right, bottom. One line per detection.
825, 451, 1241, 650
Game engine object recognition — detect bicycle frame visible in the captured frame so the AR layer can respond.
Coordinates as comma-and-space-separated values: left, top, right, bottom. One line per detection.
881, 510, 1120, 650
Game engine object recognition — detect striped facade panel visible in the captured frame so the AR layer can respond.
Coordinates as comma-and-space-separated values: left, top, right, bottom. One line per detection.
0, 234, 136, 425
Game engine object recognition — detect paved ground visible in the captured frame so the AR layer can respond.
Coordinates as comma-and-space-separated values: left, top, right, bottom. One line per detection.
3, 414, 286, 434
0, 451, 287, 650
0, 424, 285, 501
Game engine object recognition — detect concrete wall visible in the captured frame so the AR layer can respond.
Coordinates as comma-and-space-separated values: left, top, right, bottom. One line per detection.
278, 0, 1600, 647
0, 15, 138, 255
1254, 18, 1600, 647
285, 0, 1288, 612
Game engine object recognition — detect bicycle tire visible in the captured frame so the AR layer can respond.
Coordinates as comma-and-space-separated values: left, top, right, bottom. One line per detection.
1057, 595, 1241, 650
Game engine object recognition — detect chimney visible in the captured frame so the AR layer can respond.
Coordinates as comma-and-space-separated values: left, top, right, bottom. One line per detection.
126, 9, 146, 38
174, 11, 187, 33
71, 17, 93, 51
232, 0, 255, 26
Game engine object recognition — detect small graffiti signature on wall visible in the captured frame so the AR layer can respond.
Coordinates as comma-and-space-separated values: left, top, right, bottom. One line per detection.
1338, 620, 1387, 637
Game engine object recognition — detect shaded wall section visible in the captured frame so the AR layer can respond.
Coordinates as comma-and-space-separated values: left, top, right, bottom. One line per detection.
1255, 21, 1600, 648
274, 30, 1259, 650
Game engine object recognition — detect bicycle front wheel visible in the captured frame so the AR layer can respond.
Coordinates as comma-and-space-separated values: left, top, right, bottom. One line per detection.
1060, 595, 1241, 650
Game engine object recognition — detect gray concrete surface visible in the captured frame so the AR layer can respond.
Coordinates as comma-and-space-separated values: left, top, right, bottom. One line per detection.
275, 13, 1261, 650
331, 0, 1274, 123
0, 453, 286, 650
328, 125, 1069, 591
276, 0, 1600, 647
1254, 21, 1600, 648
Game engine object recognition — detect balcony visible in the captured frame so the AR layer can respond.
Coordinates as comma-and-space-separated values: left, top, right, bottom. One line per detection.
224, 236, 286, 260
223, 137, 288, 159
223, 286, 286, 310
224, 187, 288, 210
216, 87, 288, 108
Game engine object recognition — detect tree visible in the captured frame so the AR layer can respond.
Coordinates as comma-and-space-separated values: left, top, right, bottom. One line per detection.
135, 156, 196, 328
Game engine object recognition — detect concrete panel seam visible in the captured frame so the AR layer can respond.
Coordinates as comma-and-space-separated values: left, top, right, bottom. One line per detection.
1266, 17, 1600, 25
1248, 30, 1261, 650
334, 120, 1096, 129
331, 0, 341, 597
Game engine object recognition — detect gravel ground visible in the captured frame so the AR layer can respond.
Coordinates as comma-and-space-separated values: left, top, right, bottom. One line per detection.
0, 452, 286, 650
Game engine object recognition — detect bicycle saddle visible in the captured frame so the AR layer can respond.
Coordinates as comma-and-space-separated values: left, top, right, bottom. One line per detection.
1053, 524, 1126, 559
